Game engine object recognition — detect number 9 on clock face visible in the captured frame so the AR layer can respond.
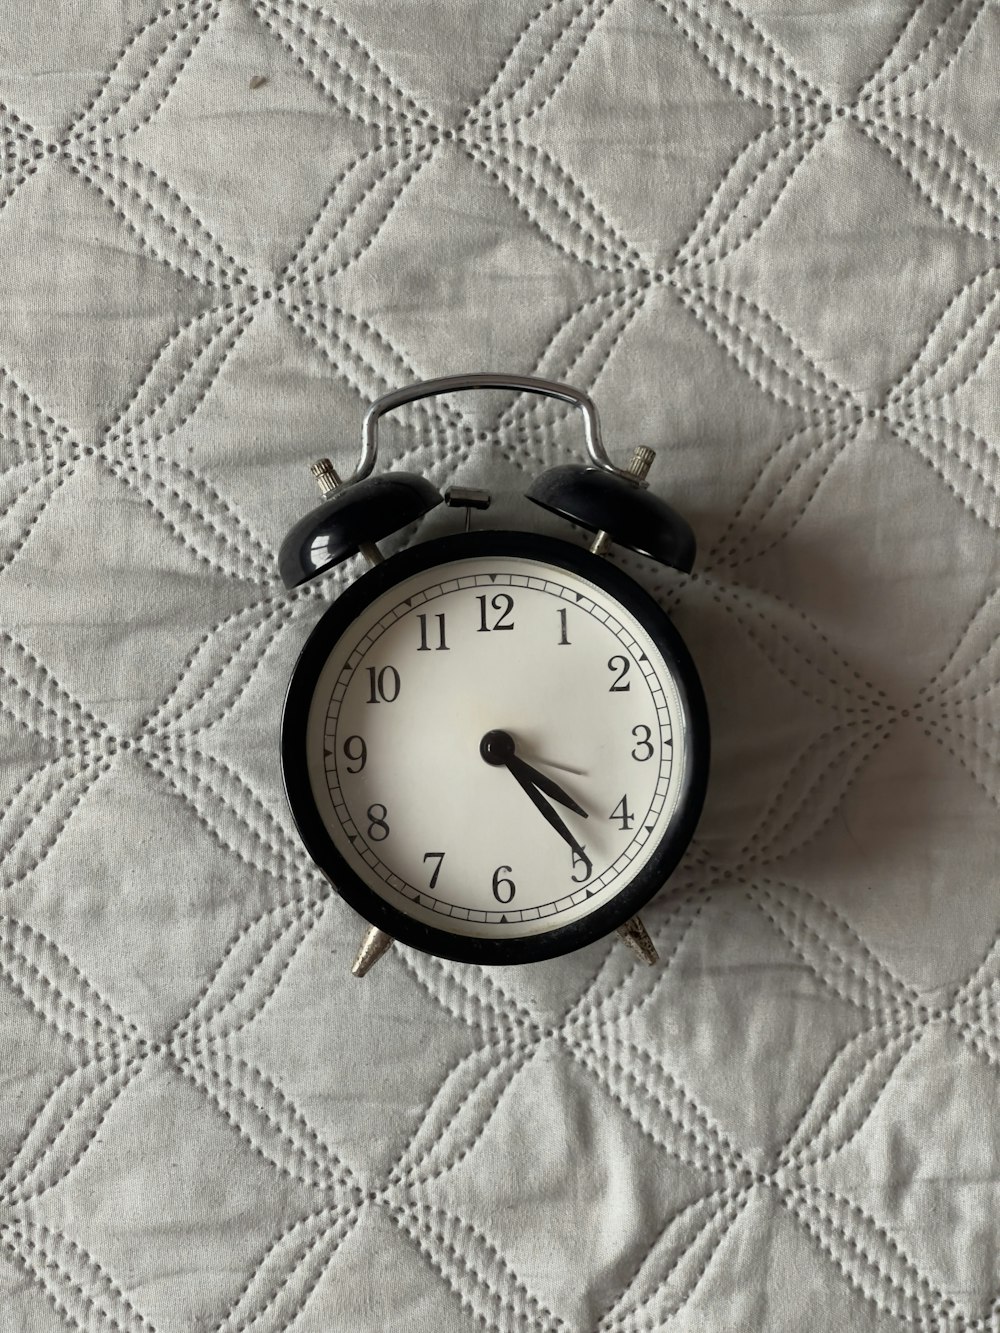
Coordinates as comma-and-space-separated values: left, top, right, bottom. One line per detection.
282, 532, 708, 964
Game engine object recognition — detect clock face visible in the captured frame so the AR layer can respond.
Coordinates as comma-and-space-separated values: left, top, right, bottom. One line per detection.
283, 532, 708, 964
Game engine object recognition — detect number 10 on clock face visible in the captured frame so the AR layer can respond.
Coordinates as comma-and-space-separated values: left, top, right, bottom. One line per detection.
285, 532, 708, 965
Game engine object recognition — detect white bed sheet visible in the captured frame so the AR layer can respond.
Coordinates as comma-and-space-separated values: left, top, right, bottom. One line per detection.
0, 2, 998, 1330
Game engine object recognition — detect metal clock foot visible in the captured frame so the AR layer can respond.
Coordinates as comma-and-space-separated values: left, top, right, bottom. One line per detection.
352, 926, 394, 977
617, 915, 659, 966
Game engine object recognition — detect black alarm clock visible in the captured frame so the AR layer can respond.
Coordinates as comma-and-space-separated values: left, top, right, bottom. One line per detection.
279, 374, 708, 974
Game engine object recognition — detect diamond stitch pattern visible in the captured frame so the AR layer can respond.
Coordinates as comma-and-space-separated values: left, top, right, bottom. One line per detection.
0, 1, 998, 1330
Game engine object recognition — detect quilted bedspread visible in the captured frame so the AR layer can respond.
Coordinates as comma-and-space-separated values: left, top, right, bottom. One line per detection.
1, 1, 999, 1330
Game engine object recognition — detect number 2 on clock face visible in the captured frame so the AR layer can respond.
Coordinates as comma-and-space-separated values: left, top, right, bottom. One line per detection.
304, 550, 688, 942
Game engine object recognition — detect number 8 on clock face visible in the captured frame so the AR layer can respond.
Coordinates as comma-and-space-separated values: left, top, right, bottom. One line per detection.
282, 531, 709, 965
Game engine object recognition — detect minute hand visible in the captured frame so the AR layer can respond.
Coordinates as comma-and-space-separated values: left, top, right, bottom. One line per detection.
507, 766, 588, 859
506, 754, 587, 818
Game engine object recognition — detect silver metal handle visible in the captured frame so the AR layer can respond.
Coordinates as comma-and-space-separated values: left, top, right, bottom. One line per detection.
347, 373, 630, 486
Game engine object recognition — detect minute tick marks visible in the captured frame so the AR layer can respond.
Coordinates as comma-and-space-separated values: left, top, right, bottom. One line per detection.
313, 556, 680, 934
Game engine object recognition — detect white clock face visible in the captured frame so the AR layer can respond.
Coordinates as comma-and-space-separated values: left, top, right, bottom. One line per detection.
304, 550, 691, 941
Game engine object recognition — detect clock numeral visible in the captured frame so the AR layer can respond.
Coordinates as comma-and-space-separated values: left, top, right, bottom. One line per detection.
492, 865, 515, 903
366, 804, 390, 841
571, 845, 592, 883
417, 612, 448, 651
631, 725, 654, 762
342, 735, 367, 773
608, 655, 631, 691
557, 608, 570, 645
423, 851, 445, 889
366, 665, 400, 703
610, 795, 634, 831
477, 593, 514, 632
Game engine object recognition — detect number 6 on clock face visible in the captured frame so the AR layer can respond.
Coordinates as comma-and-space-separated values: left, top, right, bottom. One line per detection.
282, 531, 709, 965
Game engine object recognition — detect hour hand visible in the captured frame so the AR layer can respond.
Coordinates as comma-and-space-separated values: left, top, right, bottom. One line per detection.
480, 730, 587, 818
506, 753, 587, 818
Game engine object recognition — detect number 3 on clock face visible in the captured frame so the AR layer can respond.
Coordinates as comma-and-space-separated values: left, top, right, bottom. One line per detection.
282, 532, 709, 965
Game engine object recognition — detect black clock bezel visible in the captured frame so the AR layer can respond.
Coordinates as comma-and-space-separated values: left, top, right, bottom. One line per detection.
281, 530, 709, 965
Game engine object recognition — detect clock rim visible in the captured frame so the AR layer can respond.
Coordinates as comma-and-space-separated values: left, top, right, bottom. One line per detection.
281, 529, 709, 965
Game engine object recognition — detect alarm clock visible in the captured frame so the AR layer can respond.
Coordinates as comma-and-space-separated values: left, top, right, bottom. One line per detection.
279, 374, 709, 975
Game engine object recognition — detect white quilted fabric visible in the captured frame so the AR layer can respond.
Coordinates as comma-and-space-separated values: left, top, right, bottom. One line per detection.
1, 1, 998, 1329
